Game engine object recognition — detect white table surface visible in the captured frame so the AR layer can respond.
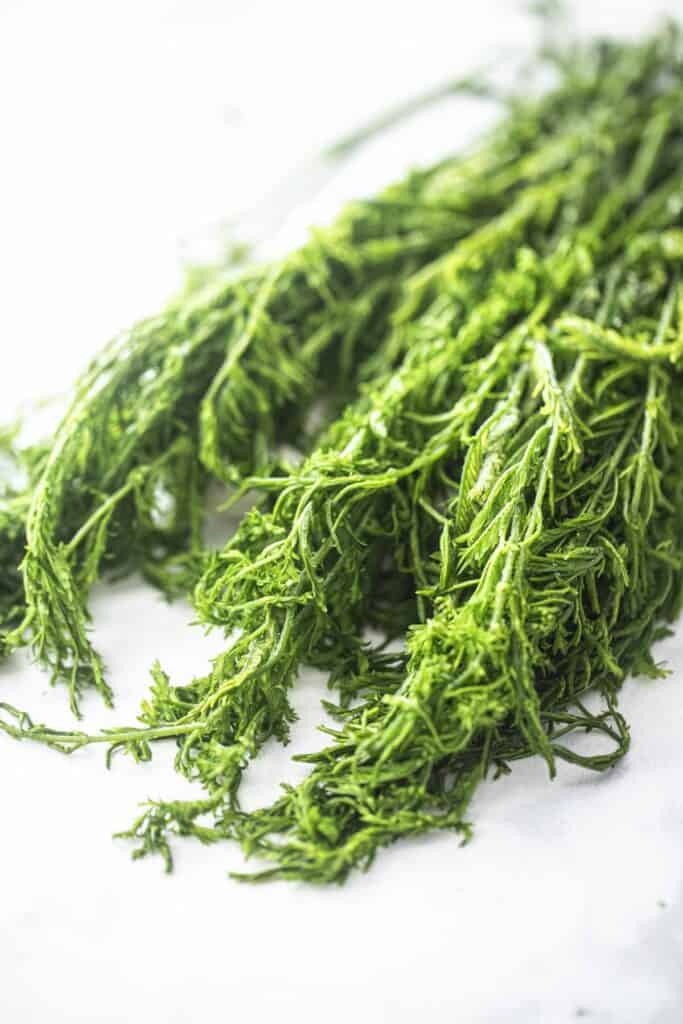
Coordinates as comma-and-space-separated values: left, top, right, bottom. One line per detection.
2, 2, 683, 1022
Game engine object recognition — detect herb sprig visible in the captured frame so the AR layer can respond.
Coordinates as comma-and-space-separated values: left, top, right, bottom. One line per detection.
2, 26, 683, 884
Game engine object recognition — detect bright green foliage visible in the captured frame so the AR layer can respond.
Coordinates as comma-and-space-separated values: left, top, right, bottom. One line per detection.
1, 170, 493, 712
3, 28, 683, 883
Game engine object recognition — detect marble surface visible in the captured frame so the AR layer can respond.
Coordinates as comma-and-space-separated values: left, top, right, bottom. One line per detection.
2, 2, 683, 1022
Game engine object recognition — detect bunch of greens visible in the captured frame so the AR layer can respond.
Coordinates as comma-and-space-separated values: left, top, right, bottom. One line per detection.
3, 27, 683, 883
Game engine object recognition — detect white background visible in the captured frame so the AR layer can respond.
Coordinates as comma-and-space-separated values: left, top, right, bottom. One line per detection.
2, 2, 683, 1021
